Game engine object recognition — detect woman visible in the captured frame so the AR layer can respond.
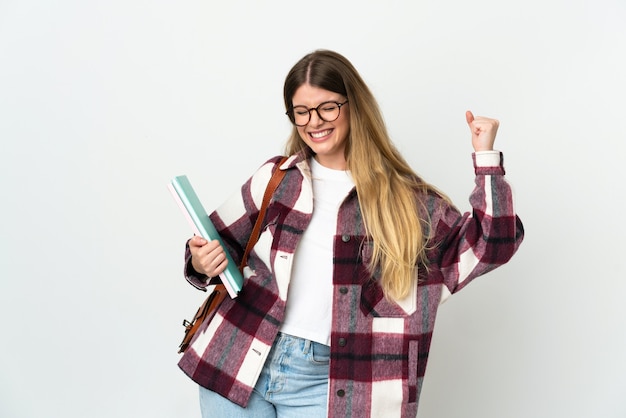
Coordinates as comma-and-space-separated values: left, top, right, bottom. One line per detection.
178, 49, 524, 418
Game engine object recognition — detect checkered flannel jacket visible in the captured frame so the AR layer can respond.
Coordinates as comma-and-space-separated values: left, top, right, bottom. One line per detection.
178, 151, 524, 417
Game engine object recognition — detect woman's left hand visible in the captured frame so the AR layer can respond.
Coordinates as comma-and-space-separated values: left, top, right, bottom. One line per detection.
465, 110, 499, 151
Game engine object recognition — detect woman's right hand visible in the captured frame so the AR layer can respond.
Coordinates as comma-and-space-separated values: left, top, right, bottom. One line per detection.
188, 236, 229, 277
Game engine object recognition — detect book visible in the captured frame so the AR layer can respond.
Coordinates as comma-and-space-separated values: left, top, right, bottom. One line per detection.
168, 175, 242, 298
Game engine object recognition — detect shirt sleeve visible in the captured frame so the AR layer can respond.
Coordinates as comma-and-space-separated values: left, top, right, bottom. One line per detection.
434, 151, 524, 295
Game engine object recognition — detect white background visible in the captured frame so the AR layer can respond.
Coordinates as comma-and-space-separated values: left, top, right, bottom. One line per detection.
1, 1, 625, 417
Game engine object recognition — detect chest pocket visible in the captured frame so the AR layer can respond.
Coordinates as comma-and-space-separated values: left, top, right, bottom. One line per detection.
359, 242, 417, 317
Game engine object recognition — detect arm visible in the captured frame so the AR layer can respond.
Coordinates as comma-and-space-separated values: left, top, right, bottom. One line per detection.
182, 156, 286, 289
434, 112, 524, 295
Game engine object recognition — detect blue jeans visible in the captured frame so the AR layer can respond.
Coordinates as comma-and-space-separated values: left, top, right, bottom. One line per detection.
199, 333, 330, 418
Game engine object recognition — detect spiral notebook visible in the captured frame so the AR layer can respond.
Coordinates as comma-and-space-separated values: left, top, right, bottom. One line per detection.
168, 175, 242, 298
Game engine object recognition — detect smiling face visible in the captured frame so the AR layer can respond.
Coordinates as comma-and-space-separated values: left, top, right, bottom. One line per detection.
291, 83, 350, 170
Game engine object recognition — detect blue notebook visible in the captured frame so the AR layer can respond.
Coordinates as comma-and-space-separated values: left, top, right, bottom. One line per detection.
168, 175, 243, 298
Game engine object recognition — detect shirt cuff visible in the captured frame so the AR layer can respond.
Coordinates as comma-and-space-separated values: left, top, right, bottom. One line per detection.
472, 151, 506, 175
184, 253, 211, 290
473, 150, 502, 167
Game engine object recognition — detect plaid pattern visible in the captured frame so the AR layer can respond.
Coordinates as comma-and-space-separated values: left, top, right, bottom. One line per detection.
178, 152, 524, 417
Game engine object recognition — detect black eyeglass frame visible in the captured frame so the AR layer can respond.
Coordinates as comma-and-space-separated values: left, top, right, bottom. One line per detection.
285, 100, 349, 127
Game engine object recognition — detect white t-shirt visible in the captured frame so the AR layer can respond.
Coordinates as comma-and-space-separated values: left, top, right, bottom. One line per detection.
279, 157, 355, 346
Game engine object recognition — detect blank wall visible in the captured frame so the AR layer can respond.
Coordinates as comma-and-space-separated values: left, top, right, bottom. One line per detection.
1, 1, 624, 417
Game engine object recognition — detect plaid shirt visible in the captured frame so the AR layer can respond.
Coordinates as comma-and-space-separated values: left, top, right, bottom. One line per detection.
178, 152, 524, 417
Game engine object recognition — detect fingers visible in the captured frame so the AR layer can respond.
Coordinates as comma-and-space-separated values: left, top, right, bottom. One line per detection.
201, 247, 229, 277
189, 238, 229, 276
189, 235, 208, 248
473, 117, 500, 135
465, 110, 499, 151
466, 111, 499, 130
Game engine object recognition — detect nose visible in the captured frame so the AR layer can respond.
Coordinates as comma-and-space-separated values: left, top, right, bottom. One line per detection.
309, 108, 324, 126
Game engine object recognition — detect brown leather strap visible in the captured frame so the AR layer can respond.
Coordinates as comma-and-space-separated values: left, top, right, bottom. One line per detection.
178, 157, 289, 354
240, 156, 289, 272
178, 283, 228, 353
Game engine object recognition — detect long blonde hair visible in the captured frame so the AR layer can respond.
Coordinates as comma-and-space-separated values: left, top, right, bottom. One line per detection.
283, 50, 445, 300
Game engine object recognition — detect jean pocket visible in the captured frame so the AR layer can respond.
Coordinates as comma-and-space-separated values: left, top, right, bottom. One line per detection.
310, 341, 330, 365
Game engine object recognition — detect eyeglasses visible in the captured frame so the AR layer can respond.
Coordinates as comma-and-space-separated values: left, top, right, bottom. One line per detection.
286, 100, 348, 127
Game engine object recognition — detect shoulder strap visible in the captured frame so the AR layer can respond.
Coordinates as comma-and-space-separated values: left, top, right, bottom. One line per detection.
239, 156, 289, 272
